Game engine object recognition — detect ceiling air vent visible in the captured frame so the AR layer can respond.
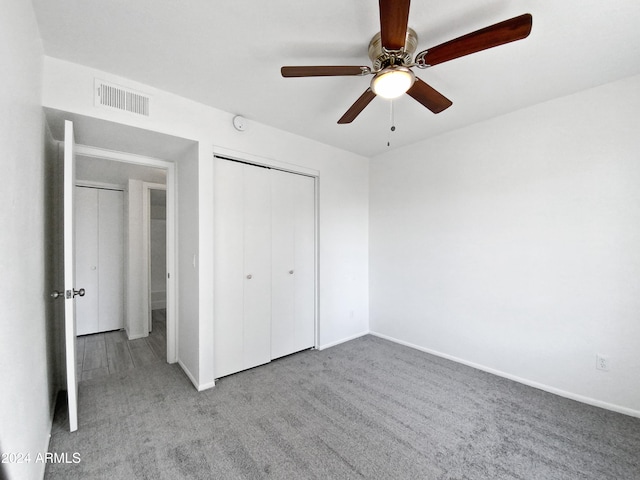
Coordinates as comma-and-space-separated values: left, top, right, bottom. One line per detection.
95, 79, 150, 117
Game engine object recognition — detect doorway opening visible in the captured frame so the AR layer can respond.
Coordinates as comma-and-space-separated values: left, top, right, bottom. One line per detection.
74, 155, 171, 380
146, 185, 168, 367
45, 109, 199, 431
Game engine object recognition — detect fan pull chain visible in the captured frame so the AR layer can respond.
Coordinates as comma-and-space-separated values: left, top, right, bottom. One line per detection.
387, 100, 396, 147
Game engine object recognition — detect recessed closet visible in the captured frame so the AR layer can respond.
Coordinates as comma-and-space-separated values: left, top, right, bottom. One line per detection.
213, 157, 316, 378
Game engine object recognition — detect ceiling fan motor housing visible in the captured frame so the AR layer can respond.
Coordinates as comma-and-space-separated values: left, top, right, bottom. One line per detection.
368, 28, 419, 70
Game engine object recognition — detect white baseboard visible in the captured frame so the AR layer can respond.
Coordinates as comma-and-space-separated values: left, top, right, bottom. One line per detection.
318, 330, 369, 351
197, 380, 216, 392
369, 331, 640, 419
42, 385, 61, 479
124, 327, 148, 341
178, 359, 216, 392
126, 332, 148, 341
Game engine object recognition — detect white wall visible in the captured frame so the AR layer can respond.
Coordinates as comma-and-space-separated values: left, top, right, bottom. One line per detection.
126, 178, 169, 338
126, 179, 147, 339
370, 74, 640, 416
42, 57, 370, 388
178, 145, 200, 383
0, 1, 54, 479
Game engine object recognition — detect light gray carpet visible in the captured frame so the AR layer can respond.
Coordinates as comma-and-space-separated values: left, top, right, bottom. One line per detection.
46, 335, 640, 479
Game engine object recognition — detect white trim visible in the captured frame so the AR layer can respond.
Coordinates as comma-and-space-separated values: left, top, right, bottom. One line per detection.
126, 332, 148, 341
75, 144, 178, 364
75, 180, 124, 191
318, 330, 370, 351
314, 175, 320, 350
212, 145, 320, 177
369, 331, 640, 419
178, 360, 198, 389
197, 380, 216, 392
76, 144, 168, 168
42, 383, 61, 479
179, 359, 216, 391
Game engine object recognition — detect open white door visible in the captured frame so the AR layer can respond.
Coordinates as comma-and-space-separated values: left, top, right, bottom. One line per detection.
63, 120, 80, 432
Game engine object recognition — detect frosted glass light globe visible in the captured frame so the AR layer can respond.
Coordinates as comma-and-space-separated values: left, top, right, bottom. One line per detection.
371, 66, 416, 99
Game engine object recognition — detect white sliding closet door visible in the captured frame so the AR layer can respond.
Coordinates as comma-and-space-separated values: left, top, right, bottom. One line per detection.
242, 165, 272, 369
214, 159, 272, 378
214, 157, 315, 378
213, 160, 244, 376
98, 189, 124, 331
271, 170, 315, 359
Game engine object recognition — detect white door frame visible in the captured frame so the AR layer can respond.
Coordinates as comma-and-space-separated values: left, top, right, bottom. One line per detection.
75, 144, 178, 363
143, 182, 168, 333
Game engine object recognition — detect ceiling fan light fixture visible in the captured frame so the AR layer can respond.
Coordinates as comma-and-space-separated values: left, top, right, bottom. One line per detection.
370, 66, 415, 99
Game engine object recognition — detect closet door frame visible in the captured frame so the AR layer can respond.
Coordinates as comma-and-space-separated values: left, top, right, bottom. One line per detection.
212, 146, 320, 365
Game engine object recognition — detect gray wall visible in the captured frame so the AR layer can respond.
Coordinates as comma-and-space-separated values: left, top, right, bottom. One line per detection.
0, 2, 57, 480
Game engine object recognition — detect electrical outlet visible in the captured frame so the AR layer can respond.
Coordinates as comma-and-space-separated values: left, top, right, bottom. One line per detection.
596, 354, 610, 371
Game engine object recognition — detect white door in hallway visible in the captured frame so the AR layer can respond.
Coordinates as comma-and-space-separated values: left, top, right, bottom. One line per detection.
75, 186, 124, 335
63, 120, 79, 432
74, 187, 98, 335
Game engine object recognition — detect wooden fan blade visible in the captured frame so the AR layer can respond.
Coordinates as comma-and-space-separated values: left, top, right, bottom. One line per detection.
379, 0, 411, 50
281, 66, 370, 77
417, 13, 532, 67
406, 78, 452, 114
338, 89, 377, 124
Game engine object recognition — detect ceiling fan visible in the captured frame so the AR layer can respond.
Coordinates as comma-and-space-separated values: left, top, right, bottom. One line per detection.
281, 0, 532, 124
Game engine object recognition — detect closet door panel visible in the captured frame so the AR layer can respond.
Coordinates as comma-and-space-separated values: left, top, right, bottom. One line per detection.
98, 189, 124, 332
242, 165, 272, 370
293, 174, 316, 351
75, 187, 99, 336
271, 170, 295, 359
214, 159, 245, 378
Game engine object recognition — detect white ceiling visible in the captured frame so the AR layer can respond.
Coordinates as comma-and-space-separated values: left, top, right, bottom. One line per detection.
32, 0, 640, 157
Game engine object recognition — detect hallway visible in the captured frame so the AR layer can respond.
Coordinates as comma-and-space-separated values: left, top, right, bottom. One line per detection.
76, 309, 167, 381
